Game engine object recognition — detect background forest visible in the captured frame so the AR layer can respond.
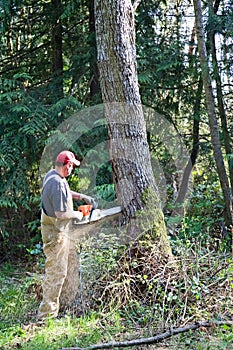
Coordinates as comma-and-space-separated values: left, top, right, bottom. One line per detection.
0, 0, 233, 349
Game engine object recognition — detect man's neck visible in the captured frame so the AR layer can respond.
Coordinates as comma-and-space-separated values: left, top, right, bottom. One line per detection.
54, 166, 65, 178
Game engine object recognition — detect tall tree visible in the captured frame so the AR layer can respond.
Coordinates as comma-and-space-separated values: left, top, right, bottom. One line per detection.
207, 0, 233, 194
51, 0, 64, 100
193, 0, 232, 227
94, 0, 172, 257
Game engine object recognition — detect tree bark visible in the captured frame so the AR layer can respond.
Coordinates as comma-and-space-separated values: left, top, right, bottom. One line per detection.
193, 0, 232, 227
94, 0, 172, 256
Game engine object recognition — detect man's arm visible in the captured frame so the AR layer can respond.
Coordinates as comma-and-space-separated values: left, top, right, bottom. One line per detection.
55, 209, 83, 221
70, 191, 94, 204
70, 191, 82, 200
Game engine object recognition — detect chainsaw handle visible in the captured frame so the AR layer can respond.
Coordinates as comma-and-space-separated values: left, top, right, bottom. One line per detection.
91, 197, 98, 210
89, 197, 98, 221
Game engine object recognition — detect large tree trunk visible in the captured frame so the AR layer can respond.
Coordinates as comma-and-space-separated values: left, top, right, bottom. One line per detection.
94, 0, 172, 257
193, 0, 232, 226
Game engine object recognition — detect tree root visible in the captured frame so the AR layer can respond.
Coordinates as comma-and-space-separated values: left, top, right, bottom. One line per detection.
59, 320, 233, 350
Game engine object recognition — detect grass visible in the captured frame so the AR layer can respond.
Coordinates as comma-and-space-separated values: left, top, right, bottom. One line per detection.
1, 315, 102, 350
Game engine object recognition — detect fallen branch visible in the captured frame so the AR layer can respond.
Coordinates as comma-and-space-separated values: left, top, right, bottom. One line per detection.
59, 320, 233, 350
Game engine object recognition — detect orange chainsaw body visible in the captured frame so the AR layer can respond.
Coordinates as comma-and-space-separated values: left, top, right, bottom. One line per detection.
78, 204, 92, 219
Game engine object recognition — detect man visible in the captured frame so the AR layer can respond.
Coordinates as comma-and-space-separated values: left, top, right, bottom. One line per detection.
37, 150, 93, 320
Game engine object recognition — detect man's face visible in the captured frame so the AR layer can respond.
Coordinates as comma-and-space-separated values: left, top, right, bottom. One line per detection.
64, 162, 74, 177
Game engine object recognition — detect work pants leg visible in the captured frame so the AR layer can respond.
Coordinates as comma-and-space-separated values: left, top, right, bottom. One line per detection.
37, 224, 70, 320
60, 237, 79, 309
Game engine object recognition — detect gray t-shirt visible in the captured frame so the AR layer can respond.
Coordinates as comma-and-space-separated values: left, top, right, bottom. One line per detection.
42, 169, 71, 217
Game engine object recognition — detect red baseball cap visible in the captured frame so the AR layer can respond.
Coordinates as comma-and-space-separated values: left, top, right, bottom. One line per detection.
56, 151, 80, 166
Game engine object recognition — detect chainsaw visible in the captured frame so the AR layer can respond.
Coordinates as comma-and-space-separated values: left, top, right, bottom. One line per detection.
77, 198, 98, 222
75, 198, 121, 225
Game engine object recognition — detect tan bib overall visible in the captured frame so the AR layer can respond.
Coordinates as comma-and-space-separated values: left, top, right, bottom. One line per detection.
38, 186, 79, 320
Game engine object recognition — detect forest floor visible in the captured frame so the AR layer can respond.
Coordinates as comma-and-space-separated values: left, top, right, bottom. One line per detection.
0, 250, 233, 350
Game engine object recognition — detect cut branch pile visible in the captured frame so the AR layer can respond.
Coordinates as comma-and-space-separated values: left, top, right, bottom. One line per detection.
74, 239, 232, 328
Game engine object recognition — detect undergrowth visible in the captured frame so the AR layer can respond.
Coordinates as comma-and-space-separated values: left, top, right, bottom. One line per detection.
0, 233, 232, 349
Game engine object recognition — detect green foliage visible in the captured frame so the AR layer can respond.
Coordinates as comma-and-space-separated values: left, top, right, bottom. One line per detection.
178, 181, 224, 240
94, 183, 115, 208
0, 264, 39, 327
26, 243, 43, 256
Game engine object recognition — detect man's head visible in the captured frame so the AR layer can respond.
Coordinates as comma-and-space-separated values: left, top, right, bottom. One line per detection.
55, 151, 80, 177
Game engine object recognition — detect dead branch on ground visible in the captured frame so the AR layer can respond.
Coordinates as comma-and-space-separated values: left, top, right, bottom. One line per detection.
59, 320, 233, 350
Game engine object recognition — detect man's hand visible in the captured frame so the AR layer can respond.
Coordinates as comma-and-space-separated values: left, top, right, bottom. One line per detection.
81, 194, 95, 205
73, 211, 83, 221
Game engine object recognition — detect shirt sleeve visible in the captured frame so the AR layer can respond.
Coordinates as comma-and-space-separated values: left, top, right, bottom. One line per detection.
51, 181, 69, 213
